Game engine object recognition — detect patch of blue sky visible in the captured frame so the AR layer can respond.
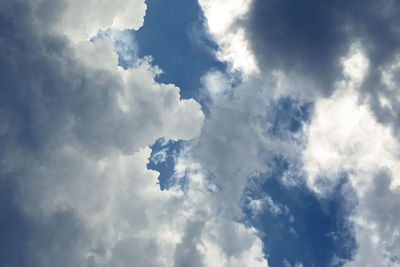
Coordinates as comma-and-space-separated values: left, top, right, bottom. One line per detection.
133, 0, 226, 100
91, 0, 226, 101
92, 0, 227, 191
134, 0, 227, 190
268, 97, 314, 136
147, 138, 183, 191
243, 157, 356, 267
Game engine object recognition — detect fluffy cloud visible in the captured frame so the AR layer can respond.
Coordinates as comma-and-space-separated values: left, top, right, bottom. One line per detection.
53, 0, 146, 42
0, 0, 209, 266
0, 0, 275, 266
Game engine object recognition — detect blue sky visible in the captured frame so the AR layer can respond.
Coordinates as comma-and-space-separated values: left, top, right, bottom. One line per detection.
134, 0, 226, 100
1, 0, 400, 266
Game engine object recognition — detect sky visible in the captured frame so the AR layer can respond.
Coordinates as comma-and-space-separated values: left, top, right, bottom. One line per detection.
1, 0, 400, 267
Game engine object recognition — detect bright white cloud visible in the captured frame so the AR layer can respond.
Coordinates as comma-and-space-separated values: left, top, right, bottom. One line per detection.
198, 0, 258, 74
248, 195, 288, 216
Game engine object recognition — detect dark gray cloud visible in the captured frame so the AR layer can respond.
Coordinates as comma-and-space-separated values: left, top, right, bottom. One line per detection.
245, 0, 400, 103
0, 176, 89, 267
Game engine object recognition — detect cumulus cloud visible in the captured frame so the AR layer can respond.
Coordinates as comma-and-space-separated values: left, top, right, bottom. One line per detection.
53, 0, 146, 42
0, 0, 277, 266
0, 0, 210, 266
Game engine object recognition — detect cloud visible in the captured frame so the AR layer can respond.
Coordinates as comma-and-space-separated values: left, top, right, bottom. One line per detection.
52, 0, 146, 42
0, 0, 208, 266
193, 75, 303, 214
202, 0, 400, 134
169, 44, 314, 266
169, 146, 270, 266
243, 0, 400, 141
198, 0, 258, 74
245, 0, 399, 91
6, 0, 400, 265
0, 0, 274, 266
199, 1, 400, 265
248, 195, 289, 216
303, 47, 400, 266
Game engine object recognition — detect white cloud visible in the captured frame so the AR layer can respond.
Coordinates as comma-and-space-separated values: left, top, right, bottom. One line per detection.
198, 0, 250, 35
51, 0, 147, 42
201, 70, 230, 98
303, 46, 400, 195
150, 148, 168, 164
248, 195, 288, 216
198, 0, 258, 74
303, 45, 400, 266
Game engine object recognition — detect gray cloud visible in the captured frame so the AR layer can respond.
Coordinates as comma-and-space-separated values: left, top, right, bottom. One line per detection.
174, 221, 205, 267
344, 170, 400, 267
245, 0, 400, 93
0, 0, 204, 266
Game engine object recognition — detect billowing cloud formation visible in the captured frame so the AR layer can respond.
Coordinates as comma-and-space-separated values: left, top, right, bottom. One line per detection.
4, 0, 400, 266
0, 0, 274, 266
0, 0, 208, 265
199, 0, 400, 265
